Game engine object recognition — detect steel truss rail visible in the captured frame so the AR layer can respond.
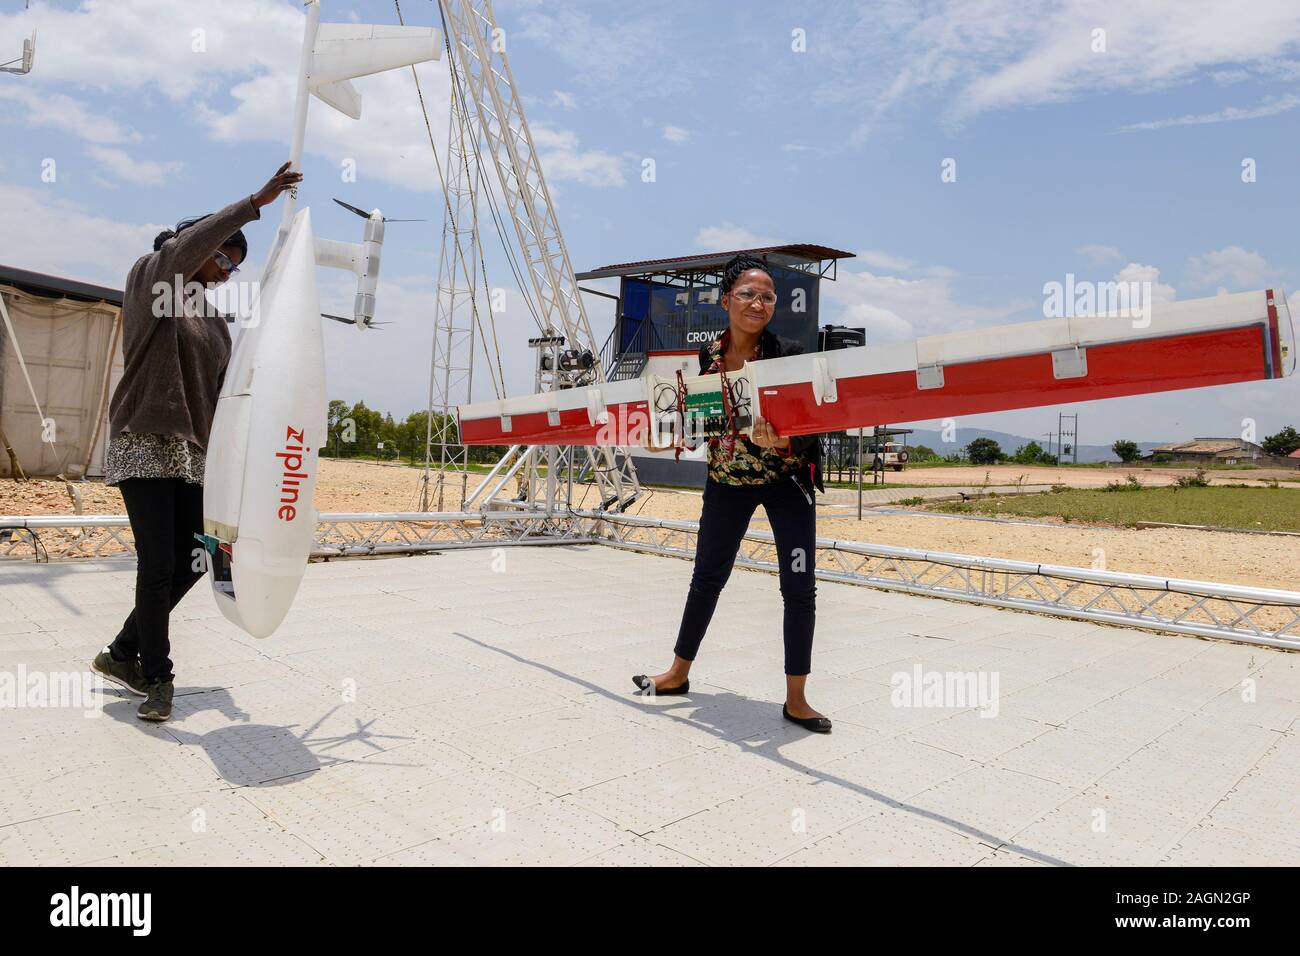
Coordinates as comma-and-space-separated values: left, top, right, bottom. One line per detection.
4, 511, 1299, 650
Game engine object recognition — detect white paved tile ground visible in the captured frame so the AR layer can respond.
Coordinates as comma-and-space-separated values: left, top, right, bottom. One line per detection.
1, 545, 1298, 867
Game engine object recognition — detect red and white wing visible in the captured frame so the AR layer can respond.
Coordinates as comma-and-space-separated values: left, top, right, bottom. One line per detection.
456, 288, 1293, 446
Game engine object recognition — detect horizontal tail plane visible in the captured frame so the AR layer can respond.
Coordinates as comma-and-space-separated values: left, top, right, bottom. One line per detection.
456, 288, 1294, 447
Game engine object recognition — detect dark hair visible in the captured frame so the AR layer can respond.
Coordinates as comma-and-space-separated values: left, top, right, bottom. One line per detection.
153, 214, 249, 262
720, 253, 772, 294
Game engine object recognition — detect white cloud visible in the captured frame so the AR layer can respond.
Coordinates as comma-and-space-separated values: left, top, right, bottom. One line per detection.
1210, 69, 1253, 84
318, 270, 539, 412
1185, 246, 1271, 290
693, 222, 775, 251
529, 123, 625, 188
856, 250, 917, 272
0, 0, 300, 100
515, 5, 702, 103
1, 1, 453, 195
201, 64, 448, 194
0, 184, 159, 285
1076, 244, 1123, 266
1113, 263, 1177, 304
856, 250, 956, 279
85, 145, 183, 186
552, 90, 577, 110
814, 0, 1300, 138
1112, 94, 1300, 133
823, 259, 1032, 342
0, 87, 140, 146
662, 125, 690, 143
0, 0, 297, 100
835, 301, 917, 340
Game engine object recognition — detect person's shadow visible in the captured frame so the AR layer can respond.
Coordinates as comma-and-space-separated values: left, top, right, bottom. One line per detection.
451, 631, 1074, 866
101, 685, 413, 787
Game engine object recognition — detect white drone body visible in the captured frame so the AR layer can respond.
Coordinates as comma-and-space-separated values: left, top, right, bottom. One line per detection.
201, 2, 440, 638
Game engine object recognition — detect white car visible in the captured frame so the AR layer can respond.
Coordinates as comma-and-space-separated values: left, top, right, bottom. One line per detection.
870, 441, 910, 472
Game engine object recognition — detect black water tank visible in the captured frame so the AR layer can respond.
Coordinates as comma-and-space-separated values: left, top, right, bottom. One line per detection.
819, 325, 866, 351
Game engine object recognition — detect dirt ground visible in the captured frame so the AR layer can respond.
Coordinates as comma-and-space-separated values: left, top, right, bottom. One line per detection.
3, 458, 1298, 593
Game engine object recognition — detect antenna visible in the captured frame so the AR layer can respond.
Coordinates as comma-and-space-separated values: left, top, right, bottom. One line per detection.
1, 30, 35, 74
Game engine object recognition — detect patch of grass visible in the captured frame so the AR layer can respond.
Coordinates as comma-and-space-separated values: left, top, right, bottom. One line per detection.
931, 484, 1300, 532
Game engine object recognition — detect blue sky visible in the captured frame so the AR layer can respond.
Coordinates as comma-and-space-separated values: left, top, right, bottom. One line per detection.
2, 0, 1298, 449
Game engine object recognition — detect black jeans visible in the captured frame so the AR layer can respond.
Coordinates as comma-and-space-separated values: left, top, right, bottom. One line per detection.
674, 477, 818, 675
109, 478, 205, 682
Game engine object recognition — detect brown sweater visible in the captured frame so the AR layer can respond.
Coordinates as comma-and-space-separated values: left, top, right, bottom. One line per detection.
108, 196, 262, 451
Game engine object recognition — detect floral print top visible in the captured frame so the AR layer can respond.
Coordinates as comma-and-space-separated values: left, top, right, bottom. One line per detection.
702, 333, 808, 486
104, 431, 206, 486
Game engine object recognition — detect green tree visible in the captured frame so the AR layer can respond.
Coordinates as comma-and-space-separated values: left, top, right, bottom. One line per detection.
1262, 426, 1300, 457
1112, 439, 1140, 462
966, 437, 1002, 465
1012, 440, 1043, 464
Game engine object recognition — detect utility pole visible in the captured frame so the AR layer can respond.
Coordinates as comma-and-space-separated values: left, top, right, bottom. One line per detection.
1058, 412, 1079, 464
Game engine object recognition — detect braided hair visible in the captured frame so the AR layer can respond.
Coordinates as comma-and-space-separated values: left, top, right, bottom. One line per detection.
720, 253, 772, 294
153, 215, 249, 260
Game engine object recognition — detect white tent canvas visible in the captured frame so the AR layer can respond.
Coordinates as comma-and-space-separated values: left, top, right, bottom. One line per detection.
0, 284, 123, 479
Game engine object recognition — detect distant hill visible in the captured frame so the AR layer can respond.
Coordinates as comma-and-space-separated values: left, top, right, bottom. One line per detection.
891, 427, 1165, 464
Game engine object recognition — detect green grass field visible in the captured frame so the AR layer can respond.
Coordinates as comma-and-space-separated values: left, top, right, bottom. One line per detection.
930, 485, 1300, 532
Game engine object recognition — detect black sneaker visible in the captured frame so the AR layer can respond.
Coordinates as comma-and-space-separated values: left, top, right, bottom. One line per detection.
137, 680, 174, 722
91, 647, 149, 697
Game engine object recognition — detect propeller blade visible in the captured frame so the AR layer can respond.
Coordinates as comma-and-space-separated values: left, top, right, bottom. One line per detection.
381, 218, 427, 223
332, 198, 371, 219
322, 312, 391, 329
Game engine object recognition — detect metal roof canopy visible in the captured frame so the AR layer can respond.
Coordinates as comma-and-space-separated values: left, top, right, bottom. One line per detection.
576, 243, 854, 284
0, 264, 122, 307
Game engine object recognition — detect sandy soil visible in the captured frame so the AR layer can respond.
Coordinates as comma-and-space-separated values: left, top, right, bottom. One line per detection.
4, 458, 1297, 594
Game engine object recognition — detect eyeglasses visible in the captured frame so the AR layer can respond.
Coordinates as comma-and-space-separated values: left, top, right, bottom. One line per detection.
729, 287, 777, 307
213, 250, 240, 275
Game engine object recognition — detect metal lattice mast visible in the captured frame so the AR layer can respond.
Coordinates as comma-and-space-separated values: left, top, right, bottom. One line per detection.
420, 59, 483, 512
438, 0, 639, 511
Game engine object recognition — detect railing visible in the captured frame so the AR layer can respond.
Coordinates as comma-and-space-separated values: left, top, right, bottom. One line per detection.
596, 322, 649, 382
5, 510, 1300, 651
587, 512, 1300, 651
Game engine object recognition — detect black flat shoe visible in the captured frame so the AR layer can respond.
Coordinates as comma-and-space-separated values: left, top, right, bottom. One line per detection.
632, 674, 689, 695
783, 703, 832, 733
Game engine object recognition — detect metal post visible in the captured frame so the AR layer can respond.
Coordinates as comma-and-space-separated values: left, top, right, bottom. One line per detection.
856, 427, 863, 520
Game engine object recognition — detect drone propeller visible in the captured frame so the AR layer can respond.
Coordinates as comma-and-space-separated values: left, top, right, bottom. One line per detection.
332, 198, 425, 223
322, 312, 391, 329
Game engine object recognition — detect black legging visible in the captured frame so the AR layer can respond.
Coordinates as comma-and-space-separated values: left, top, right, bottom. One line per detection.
109, 478, 205, 682
674, 476, 817, 675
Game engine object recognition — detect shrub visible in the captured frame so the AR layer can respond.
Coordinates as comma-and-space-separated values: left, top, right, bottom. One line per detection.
1104, 475, 1144, 492
1175, 468, 1210, 488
